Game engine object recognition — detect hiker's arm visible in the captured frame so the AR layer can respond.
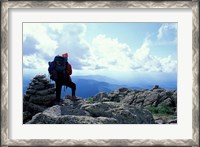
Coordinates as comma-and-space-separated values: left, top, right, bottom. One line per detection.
66, 64, 72, 75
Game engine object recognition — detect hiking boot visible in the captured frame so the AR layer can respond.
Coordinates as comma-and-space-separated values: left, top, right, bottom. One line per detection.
70, 96, 80, 102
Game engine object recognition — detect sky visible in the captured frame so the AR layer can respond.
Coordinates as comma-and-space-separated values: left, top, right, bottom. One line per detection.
23, 23, 177, 81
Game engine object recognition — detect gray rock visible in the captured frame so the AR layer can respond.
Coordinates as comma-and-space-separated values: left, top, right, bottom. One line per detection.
108, 90, 119, 99
31, 79, 38, 83
158, 98, 173, 107
34, 74, 46, 80
56, 115, 118, 124
158, 91, 169, 102
27, 113, 118, 124
101, 97, 110, 102
106, 107, 154, 124
36, 87, 56, 96
134, 102, 144, 108
23, 101, 47, 124
81, 102, 154, 124
135, 94, 146, 104
168, 119, 177, 124
110, 96, 121, 102
29, 94, 56, 106
118, 87, 129, 93
37, 77, 49, 84
23, 101, 46, 115
152, 85, 159, 90
155, 118, 166, 124
46, 83, 55, 88
81, 102, 120, 117
26, 89, 36, 95
121, 95, 135, 104
93, 92, 108, 102
171, 91, 177, 107
107, 90, 122, 102
26, 113, 57, 124
24, 94, 31, 101
24, 80, 176, 124
61, 105, 90, 116
152, 89, 165, 93
165, 90, 174, 97
33, 83, 45, 90
63, 96, 87, 108
43, 105, 61, 117
143, 92, 159, 106
23, 111, 32, 123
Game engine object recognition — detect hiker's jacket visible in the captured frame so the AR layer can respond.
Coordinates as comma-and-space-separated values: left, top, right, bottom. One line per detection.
66, 63, 72, 81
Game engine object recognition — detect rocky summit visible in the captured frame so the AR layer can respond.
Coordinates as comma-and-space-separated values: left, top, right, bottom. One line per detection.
24, 74, 177, 124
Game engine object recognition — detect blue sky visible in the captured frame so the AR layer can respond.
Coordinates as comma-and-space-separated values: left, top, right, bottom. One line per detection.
23, 23, 177, 81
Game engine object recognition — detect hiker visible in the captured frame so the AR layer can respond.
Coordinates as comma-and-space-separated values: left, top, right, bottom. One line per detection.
48, 52, 77, 102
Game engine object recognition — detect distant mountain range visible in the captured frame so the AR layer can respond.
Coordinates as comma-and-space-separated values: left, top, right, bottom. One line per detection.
72, 78, 127, 98
23, 74, 177, 98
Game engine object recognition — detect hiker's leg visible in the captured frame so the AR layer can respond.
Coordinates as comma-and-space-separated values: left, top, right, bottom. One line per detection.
56, 81, 62, 101
65, 81, 76, 96
71, 82, 76, 96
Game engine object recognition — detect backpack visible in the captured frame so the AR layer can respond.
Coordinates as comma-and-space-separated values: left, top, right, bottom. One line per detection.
48, 55, 68, 81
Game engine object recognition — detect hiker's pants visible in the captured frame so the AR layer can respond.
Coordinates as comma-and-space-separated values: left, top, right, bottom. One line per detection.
56, 80, 76, 100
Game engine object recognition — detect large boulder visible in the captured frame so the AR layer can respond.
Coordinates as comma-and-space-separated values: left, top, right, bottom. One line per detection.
27, 113, 118, 124
81, 102, 120, 117
56, 115, 118, 124
27, 104, 118, 124
143, 92, 160, 107
26, 113, 57, 124
23, 101, 47, 114
93, 92, 109, 102
60, 98, 90, 116
23, 101, 47, 123
26, 98, 155, 124
29, 94, 56, 106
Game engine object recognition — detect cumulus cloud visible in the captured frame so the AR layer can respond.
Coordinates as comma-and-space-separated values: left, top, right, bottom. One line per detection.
23, 54, 47, 69
54, 23, 89, 70
23, 23, 177, 74
83, 34, 133, 71
132, 38, 177, 72
81, 34, 177, 73
157, 23, 177, 41
134, 38, 151, 61
23, 36, 39, 56
23, 23, 58, 56
23, 23, 89, 70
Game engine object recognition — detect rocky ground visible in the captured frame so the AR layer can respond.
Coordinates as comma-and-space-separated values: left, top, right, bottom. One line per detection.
23, 74, 177, 124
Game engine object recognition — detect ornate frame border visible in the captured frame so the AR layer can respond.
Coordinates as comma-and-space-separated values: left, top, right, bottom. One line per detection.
1, 1, 199, 146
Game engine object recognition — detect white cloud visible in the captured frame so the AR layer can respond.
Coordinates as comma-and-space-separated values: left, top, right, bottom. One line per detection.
23, 23, 177, 74
55, 23, 90, 69
23, 23, 58, 56
157, 23, 177, 40
80, 34, 177, 73
159, 56, 177, 72
23, 54, 47, 69
84, 34, 133, 71
134, 38, 150, 61
48, 23, 64, 34
23, 23, 90, 70
132, 38, 177, 73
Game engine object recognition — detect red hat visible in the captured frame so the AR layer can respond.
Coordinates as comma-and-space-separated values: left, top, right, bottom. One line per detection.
62, 53, 68, 58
